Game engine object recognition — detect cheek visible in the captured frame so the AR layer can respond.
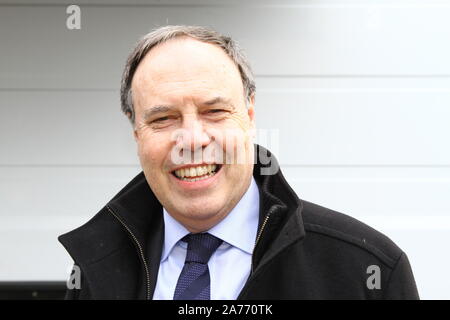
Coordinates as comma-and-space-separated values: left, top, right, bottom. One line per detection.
137, 133, 170, 167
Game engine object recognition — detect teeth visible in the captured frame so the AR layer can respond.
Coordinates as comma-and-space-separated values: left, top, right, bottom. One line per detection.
173, 164, 219, 179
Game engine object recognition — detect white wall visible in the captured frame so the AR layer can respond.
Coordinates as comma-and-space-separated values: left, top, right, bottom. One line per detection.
1, 0, 449, 299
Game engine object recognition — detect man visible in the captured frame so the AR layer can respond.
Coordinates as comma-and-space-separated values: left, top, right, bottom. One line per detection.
59, 25, 419, 299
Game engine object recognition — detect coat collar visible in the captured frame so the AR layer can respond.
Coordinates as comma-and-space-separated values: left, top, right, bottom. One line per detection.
250, 145, 305, 273
58, 144, 305, 298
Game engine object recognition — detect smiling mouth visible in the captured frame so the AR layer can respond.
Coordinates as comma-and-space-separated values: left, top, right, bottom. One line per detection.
171, 164, 222, 182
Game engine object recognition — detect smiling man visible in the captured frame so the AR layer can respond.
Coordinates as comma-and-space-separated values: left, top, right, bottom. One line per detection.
130, 35, 256, 236
59, 25, 419, 300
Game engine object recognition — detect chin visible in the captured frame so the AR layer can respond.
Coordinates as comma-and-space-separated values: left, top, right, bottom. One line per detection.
176, 200, 223, 220
185, 202, 221, 215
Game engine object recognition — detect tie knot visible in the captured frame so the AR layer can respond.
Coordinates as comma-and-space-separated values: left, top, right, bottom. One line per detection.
183, 233, 223, 264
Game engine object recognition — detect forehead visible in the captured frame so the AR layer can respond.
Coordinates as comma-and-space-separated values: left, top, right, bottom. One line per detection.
131, 37, 244, 100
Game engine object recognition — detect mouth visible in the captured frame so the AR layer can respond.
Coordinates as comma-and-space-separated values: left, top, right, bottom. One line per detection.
171, 164, 223, 182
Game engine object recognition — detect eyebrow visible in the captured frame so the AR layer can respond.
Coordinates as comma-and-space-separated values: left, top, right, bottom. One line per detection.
203, 96, 234, 107
142, 96, 233, 120
142, 105, 173, 121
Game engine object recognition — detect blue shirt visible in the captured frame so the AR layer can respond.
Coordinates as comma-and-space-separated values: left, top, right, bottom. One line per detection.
153, 177, 260, 300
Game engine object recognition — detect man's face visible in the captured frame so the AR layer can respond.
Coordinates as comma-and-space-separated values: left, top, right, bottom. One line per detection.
131, 37, 255, 233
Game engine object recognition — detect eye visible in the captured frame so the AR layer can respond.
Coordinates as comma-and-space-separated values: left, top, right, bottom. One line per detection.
152, 116, 170, 123
207, 109, 226, 114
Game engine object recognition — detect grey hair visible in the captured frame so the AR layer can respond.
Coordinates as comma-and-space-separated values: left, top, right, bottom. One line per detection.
120, 25, 256, 125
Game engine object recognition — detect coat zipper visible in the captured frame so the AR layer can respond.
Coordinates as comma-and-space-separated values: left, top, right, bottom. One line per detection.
106, 205, 151, 300
239, 205, 289, 299
237, 209, 272, 300
251, 210, 272, 274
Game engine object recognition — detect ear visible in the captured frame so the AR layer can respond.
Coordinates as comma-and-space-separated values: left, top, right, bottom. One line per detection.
247, 94, 255, 126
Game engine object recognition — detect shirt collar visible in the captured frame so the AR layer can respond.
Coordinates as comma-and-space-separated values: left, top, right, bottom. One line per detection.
161, 209, 190, 262
160, 177, 260, 262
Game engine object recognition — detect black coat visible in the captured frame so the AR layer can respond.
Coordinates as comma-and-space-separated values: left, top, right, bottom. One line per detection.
58, 146, 419, 299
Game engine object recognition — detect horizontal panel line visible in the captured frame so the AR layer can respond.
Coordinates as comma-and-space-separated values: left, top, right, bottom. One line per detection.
281, 164, 450, 168
0, 164, 140, 168
0, 88, 118, 92
257, 74, 450, 78
0, 3, 230, 8
259, 88, 450, 93
1, 164, 450, 168
1, 3, 450, 9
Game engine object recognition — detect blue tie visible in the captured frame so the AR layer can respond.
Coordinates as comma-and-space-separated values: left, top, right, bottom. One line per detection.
173, 233, 223, 300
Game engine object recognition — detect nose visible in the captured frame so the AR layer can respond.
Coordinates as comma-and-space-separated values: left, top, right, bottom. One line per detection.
177, 114, 211, 152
